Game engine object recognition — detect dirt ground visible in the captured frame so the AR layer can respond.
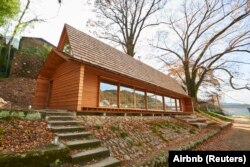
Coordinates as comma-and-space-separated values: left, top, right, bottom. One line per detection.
195, 116, 250, 150
0, 77, 36, 109
0, 118, 54, 153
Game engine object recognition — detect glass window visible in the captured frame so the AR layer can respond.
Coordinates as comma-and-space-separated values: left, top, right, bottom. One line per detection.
164, 96, 176, 111
156, 95, 163, 110
99, 82, 118, 107
120, 86, 134, 108
147, 92, 156, 110
62, 42, 72, 55
135, 90, 145, 109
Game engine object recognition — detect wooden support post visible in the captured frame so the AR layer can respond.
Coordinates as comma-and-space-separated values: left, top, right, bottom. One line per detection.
117, 82, 120, 108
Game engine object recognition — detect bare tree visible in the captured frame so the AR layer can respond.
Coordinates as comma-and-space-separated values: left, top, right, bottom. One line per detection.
87, 0, 167, 57
7, 0, 44, 47
154, 0, 250, 104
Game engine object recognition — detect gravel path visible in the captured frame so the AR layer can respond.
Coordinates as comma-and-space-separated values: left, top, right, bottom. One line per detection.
195, 116, 250, 150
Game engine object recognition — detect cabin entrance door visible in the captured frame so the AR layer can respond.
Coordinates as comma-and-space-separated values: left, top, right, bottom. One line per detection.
47, 80, 53, 108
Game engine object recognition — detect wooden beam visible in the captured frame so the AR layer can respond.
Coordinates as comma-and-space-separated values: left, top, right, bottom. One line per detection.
76, 64, 84, 111
117, 82, 120, 108
97, 75, 100, 107
163, 96, 166, 112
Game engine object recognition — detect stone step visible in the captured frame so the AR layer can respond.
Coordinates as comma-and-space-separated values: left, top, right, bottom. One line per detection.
175, 115, 197, 119
72, 147, 110, 163
66, 139, 101, 150
85, 157, 120, 167
190, 122, 208, 129
46, 112, 75, 116
184, 118, 207, 123
206, 120, 217, 125
48, 120, 81, 126
51, 126, 84, 133
56, 131, 92, 140
47, 116, 75, 121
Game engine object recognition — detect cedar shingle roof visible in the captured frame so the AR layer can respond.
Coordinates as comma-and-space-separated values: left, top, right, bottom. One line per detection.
64, 24, 188, 96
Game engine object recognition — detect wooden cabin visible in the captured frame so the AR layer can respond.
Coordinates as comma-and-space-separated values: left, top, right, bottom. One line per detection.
33, 24, 194, 114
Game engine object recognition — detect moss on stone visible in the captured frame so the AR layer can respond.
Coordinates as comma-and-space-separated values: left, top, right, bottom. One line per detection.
0, 145, 71, 167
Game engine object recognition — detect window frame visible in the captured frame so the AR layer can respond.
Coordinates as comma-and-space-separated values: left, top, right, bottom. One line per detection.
98, 78, 182, 112
134, 89, 146, 109
99, 80, 118, 108
119, 85, 135, 109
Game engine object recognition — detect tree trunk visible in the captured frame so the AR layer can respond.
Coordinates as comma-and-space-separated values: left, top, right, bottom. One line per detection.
7, 0, 30, 47
183, 67, 198, 108
126, 38, 135, 57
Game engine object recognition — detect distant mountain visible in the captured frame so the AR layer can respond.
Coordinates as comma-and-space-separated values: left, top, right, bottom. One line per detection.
221, 103, 250, 106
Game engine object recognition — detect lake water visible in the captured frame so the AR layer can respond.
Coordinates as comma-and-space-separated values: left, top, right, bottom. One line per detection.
222, 107, 250, 116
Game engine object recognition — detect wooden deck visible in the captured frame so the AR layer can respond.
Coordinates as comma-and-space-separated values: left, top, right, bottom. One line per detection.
79, 107, 192, 116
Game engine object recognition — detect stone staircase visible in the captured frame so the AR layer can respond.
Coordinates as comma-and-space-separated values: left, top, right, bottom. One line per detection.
174, 114, 216, 129
46, 111, 120, 167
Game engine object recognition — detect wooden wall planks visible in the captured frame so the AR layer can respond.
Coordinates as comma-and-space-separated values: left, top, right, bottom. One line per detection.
49, 61, 82, 110
33, 76, 50, 109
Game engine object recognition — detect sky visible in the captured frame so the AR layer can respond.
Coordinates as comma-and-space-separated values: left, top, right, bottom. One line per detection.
3, 0, 250, 104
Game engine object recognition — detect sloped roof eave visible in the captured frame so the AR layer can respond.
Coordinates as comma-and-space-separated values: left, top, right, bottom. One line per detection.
67, 54, 190, 98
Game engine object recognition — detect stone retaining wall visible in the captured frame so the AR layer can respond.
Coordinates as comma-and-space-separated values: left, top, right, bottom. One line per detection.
10, 52, 45, 78
137, 122, 232, 167
0, 145, 70, 167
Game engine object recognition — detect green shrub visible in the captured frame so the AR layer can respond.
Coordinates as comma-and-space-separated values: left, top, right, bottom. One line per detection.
0, 110, 42, 120
10, 111, 25, 118
19, 44, 52, 59
25, 112, 41, 120
0, 111, 10, 118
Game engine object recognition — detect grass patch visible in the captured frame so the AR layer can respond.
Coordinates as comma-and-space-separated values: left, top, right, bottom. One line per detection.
94, 124, 102, 130
147, 122, 172, 142
119, 131, 128, 138
148, 121, 186, 131
175, 129, 181, 134
133, 141, 143, 147
197, 110, 233, 122
111, 125, 121, 132
189, 128, 196, 134
147, 121, 190, 141
110, 125, 129, 138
